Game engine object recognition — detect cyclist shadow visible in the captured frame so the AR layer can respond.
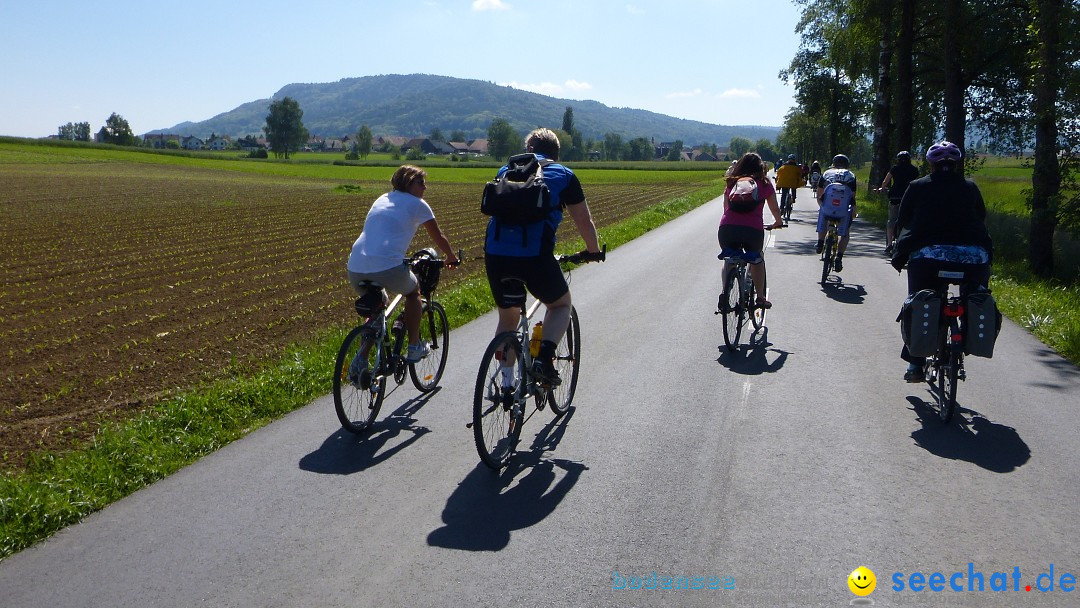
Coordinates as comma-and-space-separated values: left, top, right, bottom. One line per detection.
821, 281, 867, 304
427, 409, 588, 552
907, 396, 1031, 473
716, 327, 790, 375
297, 389, 438, 475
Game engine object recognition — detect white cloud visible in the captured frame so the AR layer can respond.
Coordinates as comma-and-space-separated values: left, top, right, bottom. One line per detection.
472, 0, 509, 10
717, 88, 762, 99
665, 89, 704, 99
626, 4, 645, 15
501, 80, 592, 97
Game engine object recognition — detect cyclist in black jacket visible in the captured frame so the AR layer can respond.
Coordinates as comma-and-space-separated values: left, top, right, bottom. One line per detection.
891, 140, 993, 382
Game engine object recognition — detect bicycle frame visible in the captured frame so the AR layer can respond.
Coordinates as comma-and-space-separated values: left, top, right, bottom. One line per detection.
924, 274, 969, 422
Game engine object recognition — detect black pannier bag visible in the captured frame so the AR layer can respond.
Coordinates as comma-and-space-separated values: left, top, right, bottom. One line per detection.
964, 289, 1002, 358
898, 289, 942, 358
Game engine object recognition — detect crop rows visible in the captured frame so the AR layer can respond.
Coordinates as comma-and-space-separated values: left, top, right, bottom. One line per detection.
0, 160, 706, 469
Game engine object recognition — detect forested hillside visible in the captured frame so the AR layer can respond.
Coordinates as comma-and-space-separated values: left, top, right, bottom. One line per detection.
159, 74, 778, 144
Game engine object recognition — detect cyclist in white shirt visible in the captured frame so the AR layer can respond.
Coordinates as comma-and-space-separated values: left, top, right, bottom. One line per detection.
347, 165, 460, 363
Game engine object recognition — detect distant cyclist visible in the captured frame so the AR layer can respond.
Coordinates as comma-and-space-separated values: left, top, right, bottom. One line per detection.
774, 154, 803, 215
814, 154, 857, 272
877, 151, 921, 254
808, 160, 822, 189
891, 140, 993, 382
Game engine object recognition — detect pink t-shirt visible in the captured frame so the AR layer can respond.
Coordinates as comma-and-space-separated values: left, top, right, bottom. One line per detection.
720, 178, 775, 229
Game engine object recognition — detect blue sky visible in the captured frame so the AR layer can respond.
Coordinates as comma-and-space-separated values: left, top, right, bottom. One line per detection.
0, 0, 804, 138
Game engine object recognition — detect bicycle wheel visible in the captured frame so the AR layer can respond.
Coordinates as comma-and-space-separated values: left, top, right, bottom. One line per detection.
473, 332, 525, 469
409, 301, 449, 392
936, 346, 960, 423
748, 277, 766, 330
333, 326, 386, 433
782, 189, 793, 222
548, 306, 580, 417
820, 234, 835, 285
721, 267, 745, 351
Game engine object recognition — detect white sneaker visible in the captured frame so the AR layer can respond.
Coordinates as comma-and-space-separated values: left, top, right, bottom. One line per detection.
405, 342, 430, 363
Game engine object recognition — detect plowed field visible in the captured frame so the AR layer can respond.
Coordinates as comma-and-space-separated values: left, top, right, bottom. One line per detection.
0, 156, 709, 470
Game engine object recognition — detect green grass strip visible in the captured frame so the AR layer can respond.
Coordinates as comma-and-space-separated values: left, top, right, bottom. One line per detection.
0, 183, 726, 560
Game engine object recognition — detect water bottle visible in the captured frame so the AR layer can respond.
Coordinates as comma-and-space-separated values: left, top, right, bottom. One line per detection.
529, 322, 543, 357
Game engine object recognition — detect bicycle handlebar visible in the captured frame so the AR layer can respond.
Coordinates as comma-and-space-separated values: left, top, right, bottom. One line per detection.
558, 243, 607, 265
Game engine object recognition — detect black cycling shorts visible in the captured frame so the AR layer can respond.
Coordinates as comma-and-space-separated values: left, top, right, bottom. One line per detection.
485, 253, 569, 308
717, 224, 765, 255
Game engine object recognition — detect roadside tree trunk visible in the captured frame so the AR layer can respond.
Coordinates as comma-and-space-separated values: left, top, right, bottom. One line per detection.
1029, 0, 1061, 277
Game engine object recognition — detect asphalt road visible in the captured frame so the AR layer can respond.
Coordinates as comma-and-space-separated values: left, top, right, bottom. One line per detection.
2, 188, 1079, 607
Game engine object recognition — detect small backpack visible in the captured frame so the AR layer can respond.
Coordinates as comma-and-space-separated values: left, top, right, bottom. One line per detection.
820, 182, 853, 219
481, 153, 555, 225
727, 177, 761, 213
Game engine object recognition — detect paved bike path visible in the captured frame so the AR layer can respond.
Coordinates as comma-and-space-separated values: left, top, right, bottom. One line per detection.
2, 187, 1079, 607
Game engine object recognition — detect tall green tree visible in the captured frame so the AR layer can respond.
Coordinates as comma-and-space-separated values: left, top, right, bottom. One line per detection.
603, 132, 626, 161
429, 127, 444, 142
562, 106, 575, 134
729, 136, 752, 158
263, 97, 308, 159
666, 140, 684, 161
57, 122, 90, 141
101, 113, 135, 146
355, 125, 373, 159
450, 129, 467, 142
487, 118, 518, 161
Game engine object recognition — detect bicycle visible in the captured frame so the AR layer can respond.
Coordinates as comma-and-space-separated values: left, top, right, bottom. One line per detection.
332, 249, 457, 433
716, 228, 776, 352
471, 246, 606, 470
819, 218, 840, 285
922, 272, 972, 423
779, 187, 795, 223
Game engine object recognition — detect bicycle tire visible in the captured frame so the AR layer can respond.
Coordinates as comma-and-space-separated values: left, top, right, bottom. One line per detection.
820, 234, 835, 285
721, 267, 744, 351
548, 306, 581, 417
333, 326, 386, 433
409, 301, 449, 392
473, 332, 525, 469
748, 277, 766, 330
936, 346, 960, 423
782, 189, 793, 222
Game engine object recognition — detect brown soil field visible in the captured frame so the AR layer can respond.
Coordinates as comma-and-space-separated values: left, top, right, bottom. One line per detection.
0, 160, 704, 471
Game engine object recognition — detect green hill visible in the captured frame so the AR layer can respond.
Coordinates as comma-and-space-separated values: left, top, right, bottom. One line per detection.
158, 73, 779, 145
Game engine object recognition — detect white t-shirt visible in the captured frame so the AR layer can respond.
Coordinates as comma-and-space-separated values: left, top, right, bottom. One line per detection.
347, 190, 435, 273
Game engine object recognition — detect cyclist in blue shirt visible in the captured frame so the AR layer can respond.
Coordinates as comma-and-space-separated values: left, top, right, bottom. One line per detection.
484, 128, 602, 386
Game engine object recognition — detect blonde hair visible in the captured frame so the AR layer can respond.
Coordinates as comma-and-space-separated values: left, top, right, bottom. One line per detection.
390, 165, 426, 192
525, 128, 560, 160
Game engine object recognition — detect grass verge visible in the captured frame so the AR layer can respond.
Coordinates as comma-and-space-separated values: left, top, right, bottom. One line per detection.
0, 183, 726, 560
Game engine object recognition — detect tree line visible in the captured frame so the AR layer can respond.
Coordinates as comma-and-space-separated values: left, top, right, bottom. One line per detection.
779, 0, 1079, 276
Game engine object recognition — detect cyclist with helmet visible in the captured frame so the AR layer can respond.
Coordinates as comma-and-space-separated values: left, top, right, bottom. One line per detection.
814, 154, 858, 272
347, 165, 460, 364
877, 151, 921, 254
891, 140, 993, 382
774, 154, 803, 219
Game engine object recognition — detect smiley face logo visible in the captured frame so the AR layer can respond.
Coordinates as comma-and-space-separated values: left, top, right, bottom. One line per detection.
848, 567, 876, 596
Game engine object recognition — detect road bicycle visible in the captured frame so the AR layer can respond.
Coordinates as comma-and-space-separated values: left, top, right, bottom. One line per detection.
471, 246, 606, 470
779, 187, 795, 224
332, 249, 456, 433
921, 273, 972, 423
716, 228, 776, 352
819, 217, 841, 285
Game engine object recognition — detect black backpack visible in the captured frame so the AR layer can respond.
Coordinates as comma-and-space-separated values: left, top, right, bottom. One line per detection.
481, 153, 556, 225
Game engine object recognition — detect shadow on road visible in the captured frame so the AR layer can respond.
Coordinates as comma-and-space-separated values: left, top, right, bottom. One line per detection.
821, 280, 867, 304
716, 327, 790, 375
427, 409, 587, 551
908, 396, 1031, 473
297, 389, 439, 475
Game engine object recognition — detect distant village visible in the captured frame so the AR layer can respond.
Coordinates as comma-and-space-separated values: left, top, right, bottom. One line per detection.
136, 133, 732, 161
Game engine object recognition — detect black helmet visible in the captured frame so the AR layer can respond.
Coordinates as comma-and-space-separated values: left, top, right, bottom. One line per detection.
896, 151, 911, 160
831, 154, 850, 168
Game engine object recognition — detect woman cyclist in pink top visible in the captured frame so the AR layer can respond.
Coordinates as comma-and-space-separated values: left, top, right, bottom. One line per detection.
718, 152, 785, 308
